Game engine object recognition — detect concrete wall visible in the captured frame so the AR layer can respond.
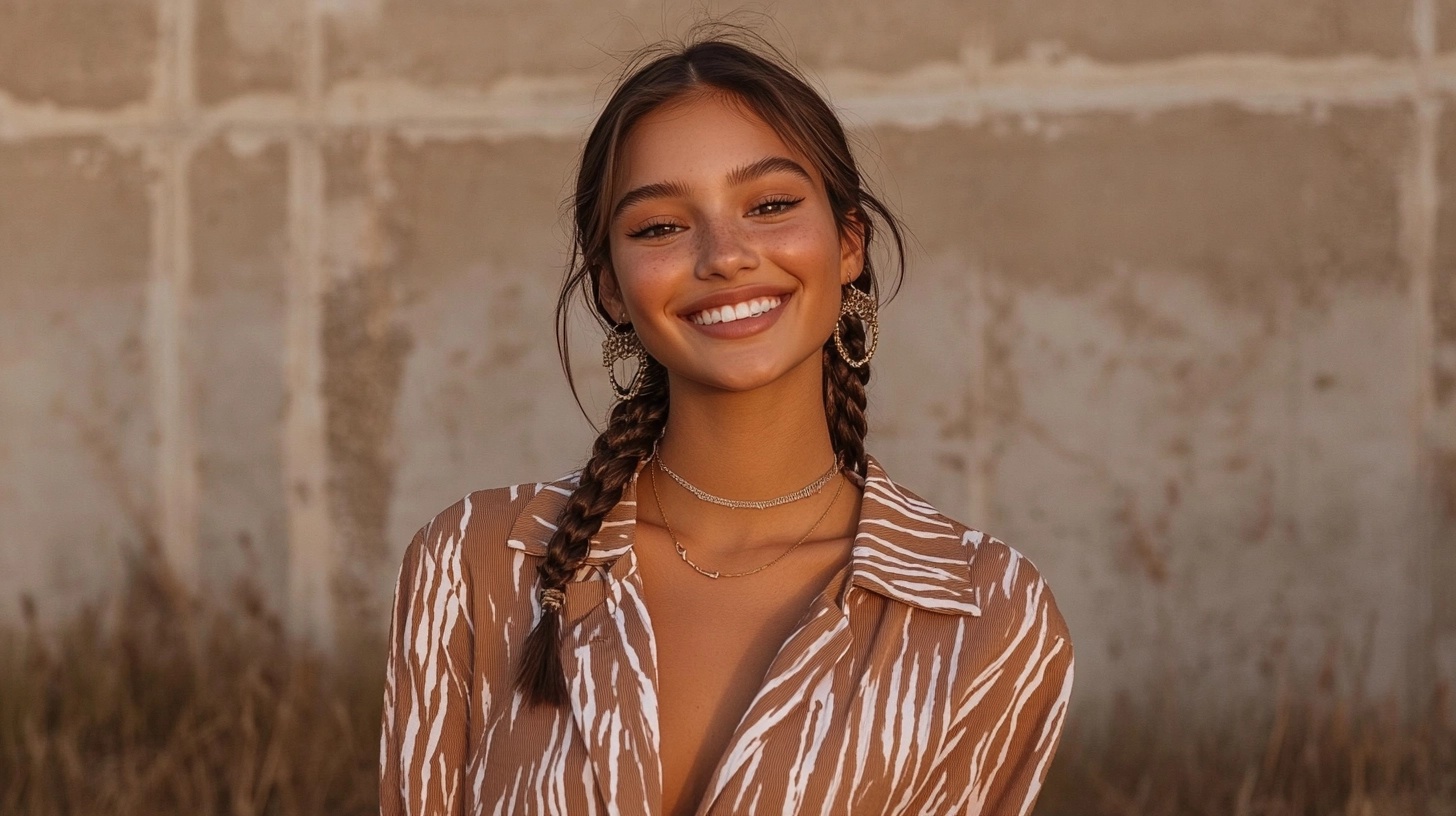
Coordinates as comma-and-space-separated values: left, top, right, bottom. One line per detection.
1, 0, 1453, 716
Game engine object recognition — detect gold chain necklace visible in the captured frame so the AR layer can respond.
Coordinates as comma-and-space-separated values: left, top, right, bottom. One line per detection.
652, 446, 841, 509
648, 462, 846, 579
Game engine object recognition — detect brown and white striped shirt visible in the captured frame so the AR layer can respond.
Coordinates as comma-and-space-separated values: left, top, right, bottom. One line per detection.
380, 455, 1073, 815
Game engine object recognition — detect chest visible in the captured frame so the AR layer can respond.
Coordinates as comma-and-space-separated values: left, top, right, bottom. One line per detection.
465, 546, 979, 816
632, 525, 852, 816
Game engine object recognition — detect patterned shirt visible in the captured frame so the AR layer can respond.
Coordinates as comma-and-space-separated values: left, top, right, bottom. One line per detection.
380, 454, 1074, 815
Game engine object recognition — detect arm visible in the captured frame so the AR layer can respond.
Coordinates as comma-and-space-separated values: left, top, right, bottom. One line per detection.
379, 521, 474, 816
909, 569, 1075, 815
967, 628, 1073, 815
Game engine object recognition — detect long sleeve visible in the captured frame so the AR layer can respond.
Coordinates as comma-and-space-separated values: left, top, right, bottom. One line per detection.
904, 564, 1076, 816
379, 522, 475, 816
967, 630, 1074, 815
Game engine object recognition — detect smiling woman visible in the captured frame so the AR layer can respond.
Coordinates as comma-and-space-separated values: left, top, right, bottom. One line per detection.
379, 28, 1073, 816
600, 93, 856, 395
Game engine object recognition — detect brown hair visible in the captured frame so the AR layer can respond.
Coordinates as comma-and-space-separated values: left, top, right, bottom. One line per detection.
517, 29, 908, 707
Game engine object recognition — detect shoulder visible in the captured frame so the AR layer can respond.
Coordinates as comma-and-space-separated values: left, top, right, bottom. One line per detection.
958, 521, 1072, 646
870, 466, 1071, 648
917, 492, 1076, 690
400, 472, 583, 575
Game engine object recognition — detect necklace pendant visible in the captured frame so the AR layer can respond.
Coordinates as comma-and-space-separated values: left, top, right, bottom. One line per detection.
674, 540, 720, 579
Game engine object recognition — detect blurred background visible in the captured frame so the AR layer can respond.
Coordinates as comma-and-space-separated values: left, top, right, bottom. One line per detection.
1, 0, 1454, 813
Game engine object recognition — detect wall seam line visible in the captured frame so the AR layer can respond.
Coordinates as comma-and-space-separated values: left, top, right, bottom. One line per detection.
146, 0, 199, 586
282, 0, 336, 646
6, 53, 1456, 143
1406, 0, 1443, 713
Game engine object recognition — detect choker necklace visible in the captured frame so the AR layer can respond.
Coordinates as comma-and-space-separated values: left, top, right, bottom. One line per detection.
649, 463, 846, 579
651, 447, 842, 510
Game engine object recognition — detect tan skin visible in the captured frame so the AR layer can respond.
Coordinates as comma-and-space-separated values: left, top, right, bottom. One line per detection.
597, 91, 867, 815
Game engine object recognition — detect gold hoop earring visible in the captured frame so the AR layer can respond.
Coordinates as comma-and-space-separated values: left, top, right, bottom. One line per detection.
602, 325, 647, 401
833, 285, 879, 368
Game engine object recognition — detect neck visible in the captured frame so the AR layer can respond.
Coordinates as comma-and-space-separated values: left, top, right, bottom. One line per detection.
640, 354, 864, 557
655, 361, 840, 503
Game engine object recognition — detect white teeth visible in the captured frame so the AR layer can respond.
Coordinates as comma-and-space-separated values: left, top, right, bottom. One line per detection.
691, 296, 782, 325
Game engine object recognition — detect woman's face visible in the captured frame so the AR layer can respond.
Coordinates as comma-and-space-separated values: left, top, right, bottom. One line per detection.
599, 91, 863, 395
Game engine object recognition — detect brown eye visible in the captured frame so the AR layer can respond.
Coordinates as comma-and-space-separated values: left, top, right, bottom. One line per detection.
628, 221, 682, 239
750, 196, 804, 217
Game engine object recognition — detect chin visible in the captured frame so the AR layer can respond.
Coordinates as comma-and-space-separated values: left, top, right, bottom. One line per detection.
686, 366, 782, 394
683, 349, 823, 395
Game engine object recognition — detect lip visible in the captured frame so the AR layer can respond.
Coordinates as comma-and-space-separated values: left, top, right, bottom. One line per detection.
679, 284, 795, 318
685, 296, 789, 339
680, 290, 792, 340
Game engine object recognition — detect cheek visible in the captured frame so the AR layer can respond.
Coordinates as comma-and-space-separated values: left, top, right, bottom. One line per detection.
766, 219, 840, 272
767, 221, 846, 318
608, 244, 680, 312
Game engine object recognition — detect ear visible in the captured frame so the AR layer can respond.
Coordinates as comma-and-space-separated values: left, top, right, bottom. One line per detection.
595, 264, 630, 324
839, 211, 867, 285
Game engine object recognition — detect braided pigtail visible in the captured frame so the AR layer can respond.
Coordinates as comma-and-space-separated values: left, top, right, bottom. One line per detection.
515, 359, 669, 707
824, 287, 872, 480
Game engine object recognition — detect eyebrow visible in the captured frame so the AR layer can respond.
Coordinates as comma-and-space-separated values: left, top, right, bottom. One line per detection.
610, 180, 691, 223
727, 156, 814, 188
611, 156, 815, 222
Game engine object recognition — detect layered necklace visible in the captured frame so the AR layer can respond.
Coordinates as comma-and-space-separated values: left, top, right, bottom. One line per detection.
647, 448, 845, 579
654, 449, 842, 509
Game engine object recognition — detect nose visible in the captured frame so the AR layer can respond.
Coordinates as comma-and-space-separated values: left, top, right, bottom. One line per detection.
694, 215, 758, 279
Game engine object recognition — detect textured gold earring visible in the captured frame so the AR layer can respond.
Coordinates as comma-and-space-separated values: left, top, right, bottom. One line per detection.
602, 325, 647, 401
833, 285, 879, 368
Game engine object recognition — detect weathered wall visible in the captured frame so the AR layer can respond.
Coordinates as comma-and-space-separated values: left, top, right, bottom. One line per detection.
1, 0, 1453, 716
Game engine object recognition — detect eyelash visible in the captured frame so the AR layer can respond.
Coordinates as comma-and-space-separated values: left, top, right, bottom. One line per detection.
752, 196, 803, 216
625, 196, 805, 240
627, 220, 680, 240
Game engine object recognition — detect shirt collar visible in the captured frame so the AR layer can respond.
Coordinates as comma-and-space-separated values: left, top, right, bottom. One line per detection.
505, 453, 981, 617
847, 455, 982, 616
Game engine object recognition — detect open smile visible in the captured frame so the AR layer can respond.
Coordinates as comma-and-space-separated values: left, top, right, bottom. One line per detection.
687, 296, 784, 326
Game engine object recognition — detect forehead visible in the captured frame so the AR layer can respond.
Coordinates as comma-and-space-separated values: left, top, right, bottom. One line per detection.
613, 92, 818, 193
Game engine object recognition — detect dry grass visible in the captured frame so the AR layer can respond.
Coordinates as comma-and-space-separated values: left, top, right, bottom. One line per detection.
1037, 680, 1456, 816
0, 549, 381, 816
2, 549, 1453, 815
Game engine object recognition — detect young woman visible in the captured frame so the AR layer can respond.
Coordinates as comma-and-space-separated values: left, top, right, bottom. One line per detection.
380, 33, 1073, 816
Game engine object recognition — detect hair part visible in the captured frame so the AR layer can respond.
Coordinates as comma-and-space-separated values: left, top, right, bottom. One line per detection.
521, 25, 907, 708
